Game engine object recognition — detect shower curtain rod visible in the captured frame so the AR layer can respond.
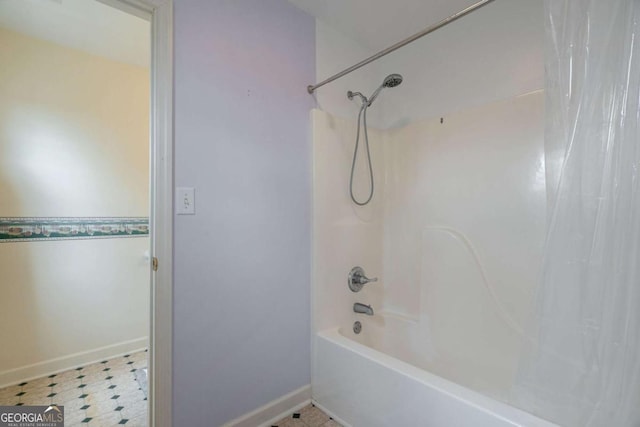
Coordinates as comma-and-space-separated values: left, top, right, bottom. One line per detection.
306, 0, 496, 94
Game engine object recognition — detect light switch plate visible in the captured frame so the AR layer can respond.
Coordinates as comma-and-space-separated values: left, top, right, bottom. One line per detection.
176, 187, 195, 215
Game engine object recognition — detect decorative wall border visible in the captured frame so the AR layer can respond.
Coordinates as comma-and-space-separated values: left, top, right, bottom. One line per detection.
0, 217, 149, 242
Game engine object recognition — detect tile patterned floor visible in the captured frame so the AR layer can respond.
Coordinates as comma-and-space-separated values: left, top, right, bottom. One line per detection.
0, 351, 148, 426
273, 404, 342, 427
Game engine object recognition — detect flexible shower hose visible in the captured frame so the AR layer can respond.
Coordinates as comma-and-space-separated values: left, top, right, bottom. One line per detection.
350, 101, 374, 206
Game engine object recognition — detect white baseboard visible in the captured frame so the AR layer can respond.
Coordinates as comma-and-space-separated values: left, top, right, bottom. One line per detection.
0, 337, 148, 388
222, 385, 312, 427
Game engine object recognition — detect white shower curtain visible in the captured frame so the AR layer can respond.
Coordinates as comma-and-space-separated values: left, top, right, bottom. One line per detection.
515, 1, 640, 426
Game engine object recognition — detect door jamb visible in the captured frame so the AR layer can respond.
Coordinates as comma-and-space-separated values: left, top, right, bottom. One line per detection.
96, 1, 173, 426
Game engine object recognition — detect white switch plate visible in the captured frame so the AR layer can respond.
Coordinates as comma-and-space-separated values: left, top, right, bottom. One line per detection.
176, 187, 195, 215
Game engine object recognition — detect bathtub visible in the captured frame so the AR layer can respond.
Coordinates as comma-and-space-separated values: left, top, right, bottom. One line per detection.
312, 316, 557, 427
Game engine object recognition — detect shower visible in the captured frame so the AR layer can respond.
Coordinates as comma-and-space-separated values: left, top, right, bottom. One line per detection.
348, 74, 403, 206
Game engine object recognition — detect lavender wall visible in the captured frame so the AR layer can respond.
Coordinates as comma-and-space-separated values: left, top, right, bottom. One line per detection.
173, 1, 315, 425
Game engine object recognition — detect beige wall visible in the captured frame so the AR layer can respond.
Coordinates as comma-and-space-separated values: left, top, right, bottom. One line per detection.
0, 27, 150, 385
0, 27, 149, 216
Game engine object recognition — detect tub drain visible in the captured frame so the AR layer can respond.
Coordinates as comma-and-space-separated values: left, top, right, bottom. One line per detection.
353, 321, 362, 334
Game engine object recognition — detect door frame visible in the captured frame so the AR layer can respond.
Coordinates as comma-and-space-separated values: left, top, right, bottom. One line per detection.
97, 1, 173, 426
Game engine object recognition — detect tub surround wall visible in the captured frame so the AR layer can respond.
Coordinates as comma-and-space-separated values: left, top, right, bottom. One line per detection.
0, 28, 150, 386
313, 91, 545, 330
311, 110, 385, 334
312, 91, 546, 420
311, 6, 546, 411
173, 0, 315, 425
383, 93, 546, 388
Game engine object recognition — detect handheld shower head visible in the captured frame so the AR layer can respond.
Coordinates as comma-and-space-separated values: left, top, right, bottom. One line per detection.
368, 73, 403, 106
346, 73, 404, 206
383, 73, 403, 88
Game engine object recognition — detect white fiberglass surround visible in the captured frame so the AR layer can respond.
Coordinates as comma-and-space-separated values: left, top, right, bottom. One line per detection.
312, 91, 547, 424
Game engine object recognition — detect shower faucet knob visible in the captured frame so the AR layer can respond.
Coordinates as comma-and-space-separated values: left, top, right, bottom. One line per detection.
348, 266, 378, 292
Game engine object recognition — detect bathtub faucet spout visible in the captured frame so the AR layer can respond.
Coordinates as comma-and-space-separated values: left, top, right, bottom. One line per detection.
354, 303, 374, 316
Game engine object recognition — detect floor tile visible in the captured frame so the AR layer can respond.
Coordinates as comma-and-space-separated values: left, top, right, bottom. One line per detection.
64, 411, 89, 427
55, 387, 87, 403
0, 350, 148, 427
129, 353, 147, 362
113, 382, 138, 395
61, 398, 86, 412
21, 385, 51, 400
120, 401, 147, 421
299, 404, 331, 427
87, 410, 122, 426
57, 368, 82, 383
23, 394, 52, 406
55, 377, 82, 393
272, 405, 341, 427
125, 414, 147, 427
108, 365, 133, 376
85, 398, 118, 418
83, 368, 109, 381
274, 417, 308, 427
131, 360, 146, 370
84, 380, 112, 394
107, 357, 127, 367
26, 376, 53, 390
0, 386, 22, 404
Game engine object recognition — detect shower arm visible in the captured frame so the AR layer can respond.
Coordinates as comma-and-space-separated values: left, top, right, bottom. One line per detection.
306, 0, 496, 94
347, 91, 368, 105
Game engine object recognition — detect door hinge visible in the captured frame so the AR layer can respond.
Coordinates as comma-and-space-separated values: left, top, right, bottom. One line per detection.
152, 257, 159, 272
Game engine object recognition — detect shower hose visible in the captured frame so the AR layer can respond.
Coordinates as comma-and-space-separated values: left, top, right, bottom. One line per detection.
350, 101, 374, 206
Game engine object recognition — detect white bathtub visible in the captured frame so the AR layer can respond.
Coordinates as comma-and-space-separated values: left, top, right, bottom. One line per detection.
312, 318, 557, 427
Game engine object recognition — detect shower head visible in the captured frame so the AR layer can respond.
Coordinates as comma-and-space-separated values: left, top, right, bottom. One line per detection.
368, 73, 403, 106
382, 73, 403, 88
